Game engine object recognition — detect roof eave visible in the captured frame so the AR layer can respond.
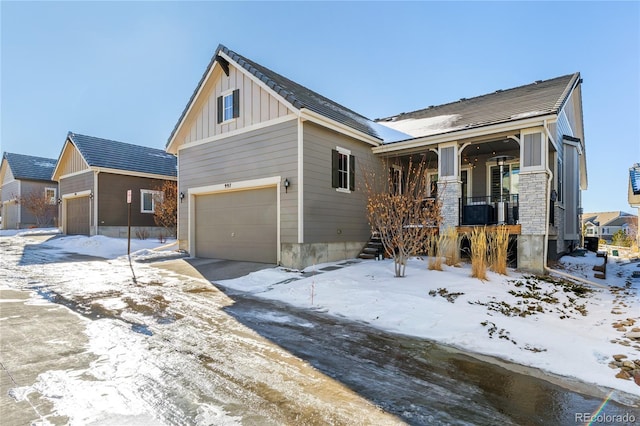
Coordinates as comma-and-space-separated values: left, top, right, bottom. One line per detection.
166, 45, 225, 153
373, 113, 557, 154
300, 108, 382, 147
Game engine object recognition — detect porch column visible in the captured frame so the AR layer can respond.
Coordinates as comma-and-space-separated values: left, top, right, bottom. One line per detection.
517, 129, 549, 274
437, 142, 460, 231
439, 179, 461, 231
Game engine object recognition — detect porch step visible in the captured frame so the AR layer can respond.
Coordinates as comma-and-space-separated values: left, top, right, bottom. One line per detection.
358, 233, 385, 260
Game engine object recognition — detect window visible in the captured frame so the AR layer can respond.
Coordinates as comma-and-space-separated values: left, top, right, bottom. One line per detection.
331, 147, 355, 192
217, 89, 240, 123
428, 173, 438, 198
557, 156, 563, 203
586, 228, 593, 235
141, 189, 162, 213
391, 165, 404, 195
490, 163, 519, 201
45, 187, 57, 205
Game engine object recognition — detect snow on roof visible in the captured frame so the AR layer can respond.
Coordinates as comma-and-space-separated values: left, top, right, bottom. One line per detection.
377, 114, 463, 138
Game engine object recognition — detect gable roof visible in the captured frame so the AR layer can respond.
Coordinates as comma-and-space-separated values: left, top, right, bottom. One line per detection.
66, 132, 176, 177
582, 211, 633, 227
167, 44, 408, 149
376, 73, 581, 140
606, 215, 637, 227
2, 152, 57, 182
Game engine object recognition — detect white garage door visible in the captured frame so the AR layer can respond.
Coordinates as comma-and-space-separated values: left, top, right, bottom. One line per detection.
195, 187, 277, 263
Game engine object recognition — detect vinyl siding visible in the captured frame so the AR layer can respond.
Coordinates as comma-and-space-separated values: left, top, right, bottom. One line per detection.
97, 173, 167, 227
1, 180, 19, 203
303, 122, 381, 243
178, 118, 298, 243
175, 63, 294, 148
60, 171, 94, 195
19, 180, 58, 225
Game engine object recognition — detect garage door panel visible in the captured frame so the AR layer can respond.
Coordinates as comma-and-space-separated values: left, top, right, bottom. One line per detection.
67, 197, 90, 236
195, 187, 277, 263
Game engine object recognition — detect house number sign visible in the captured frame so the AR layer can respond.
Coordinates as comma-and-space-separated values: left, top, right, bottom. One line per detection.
225, 183, 232, 188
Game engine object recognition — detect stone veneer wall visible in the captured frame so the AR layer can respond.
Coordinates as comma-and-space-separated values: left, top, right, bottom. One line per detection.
518, 173, 548, 235
517, 172, 549, 273
438, 180, 461, 231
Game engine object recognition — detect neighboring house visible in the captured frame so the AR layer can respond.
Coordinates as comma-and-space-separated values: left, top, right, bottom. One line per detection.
52, 132, 177, 237
0, 152, 58, 229
167, 44, 587, 273
629, 163, 640, 245
583, 211, 637, 243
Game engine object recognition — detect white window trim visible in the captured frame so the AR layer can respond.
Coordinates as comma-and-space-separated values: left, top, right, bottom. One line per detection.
520, 129, 546, 172
427, 171, 439, 198
392, 164, 403, 195
221, 88, 237, 124
140, 189, 162, 214
438, 142, 458, 180
336, 146, 351, 193
45, 187, 57, 205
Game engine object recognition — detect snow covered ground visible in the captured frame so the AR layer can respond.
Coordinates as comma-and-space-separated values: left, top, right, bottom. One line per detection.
2, 229, 639, 411
218, 252, 640, 401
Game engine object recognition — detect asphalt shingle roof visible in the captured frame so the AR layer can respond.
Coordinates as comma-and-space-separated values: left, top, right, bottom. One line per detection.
167, 44, 385, 146
3, 152, 57, 182
68, 132, 177, 177
376, 73, 580, 140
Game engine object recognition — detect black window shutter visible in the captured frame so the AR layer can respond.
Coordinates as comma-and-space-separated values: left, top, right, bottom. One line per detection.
232, 89, 240, 118
349, 155, 355, 191
217, 96, 223, 123
331, 149, 339, 188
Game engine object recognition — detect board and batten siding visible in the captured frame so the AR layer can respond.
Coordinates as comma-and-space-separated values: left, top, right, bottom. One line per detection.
1, 163, 15, 186
303, 122, 381, 243
178, 118, 298, 244
57, 144, 90, 177
175, 63, 293, 148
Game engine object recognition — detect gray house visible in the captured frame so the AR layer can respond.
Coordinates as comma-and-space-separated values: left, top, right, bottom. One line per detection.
167, 44, 587, 273
0, 152, 58, 229
52, 132, 177, 237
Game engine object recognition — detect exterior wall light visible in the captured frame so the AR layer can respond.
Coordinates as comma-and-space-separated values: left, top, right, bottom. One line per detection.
284, 178, 290, 193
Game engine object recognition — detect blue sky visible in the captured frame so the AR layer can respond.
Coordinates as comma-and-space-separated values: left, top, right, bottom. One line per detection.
1, 1, 638, 214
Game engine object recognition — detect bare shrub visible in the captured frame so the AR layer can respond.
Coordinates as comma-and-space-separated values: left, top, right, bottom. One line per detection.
153, 181, 177, 237
17, 191, 56, 226
364, 158, 442, 277
135, 228, 150, 240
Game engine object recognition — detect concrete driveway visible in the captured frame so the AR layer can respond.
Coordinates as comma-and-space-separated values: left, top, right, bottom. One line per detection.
153, 257, 275, 282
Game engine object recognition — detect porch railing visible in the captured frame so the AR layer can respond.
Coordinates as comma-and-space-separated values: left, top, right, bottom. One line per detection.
459, 195, 519, 226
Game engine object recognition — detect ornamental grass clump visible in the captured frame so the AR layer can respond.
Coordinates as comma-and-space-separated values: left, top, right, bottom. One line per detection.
427, 232, 444, 271
489, 225, 510, 275
469, 226, 488, 280
442, 226, 460, 267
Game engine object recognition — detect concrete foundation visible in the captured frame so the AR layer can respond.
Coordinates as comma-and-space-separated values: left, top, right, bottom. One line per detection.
97, 226, 174, 240
517, 234, 546, 274
280, 241, 366, 270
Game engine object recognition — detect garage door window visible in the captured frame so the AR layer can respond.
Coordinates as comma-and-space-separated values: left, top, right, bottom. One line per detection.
141, 189, 162, 213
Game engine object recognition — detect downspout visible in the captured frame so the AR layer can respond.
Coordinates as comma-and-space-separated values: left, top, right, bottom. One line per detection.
542, 120, 554, 275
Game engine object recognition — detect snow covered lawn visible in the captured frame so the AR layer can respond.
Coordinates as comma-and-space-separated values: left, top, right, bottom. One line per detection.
217, 253, 640, 401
